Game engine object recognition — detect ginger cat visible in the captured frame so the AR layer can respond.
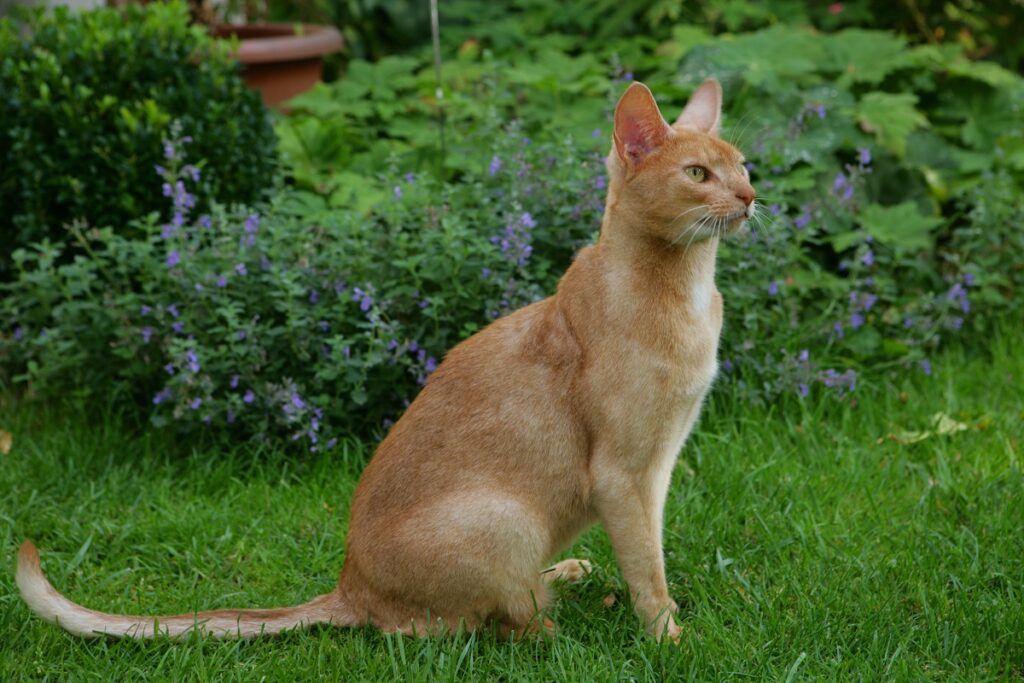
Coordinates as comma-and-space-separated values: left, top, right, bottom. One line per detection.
17, 80, 756, 642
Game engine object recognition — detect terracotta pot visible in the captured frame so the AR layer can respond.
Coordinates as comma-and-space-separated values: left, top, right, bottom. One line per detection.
214, 23, 343, 107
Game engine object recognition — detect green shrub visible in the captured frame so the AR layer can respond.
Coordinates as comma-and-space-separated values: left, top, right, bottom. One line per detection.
0, 1, 276, 275
0, 127, 605, 443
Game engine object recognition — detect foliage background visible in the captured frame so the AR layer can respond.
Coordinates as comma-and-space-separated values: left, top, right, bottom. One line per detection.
1, 0, 1022, 446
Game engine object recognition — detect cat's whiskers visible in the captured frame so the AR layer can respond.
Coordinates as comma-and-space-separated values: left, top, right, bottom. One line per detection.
667, 204, 710, 228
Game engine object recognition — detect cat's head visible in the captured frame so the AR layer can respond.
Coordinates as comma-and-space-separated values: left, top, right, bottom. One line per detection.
607, 80, 755, 246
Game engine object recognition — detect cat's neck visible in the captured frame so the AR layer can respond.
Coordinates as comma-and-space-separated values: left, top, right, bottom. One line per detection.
597, 206, 720, 304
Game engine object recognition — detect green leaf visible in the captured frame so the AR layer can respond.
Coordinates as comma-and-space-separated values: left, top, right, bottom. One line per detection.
946, 59, 1019, 88
858, 202, 941, 250
855, 92, 928, 157
825, 29, 909, 86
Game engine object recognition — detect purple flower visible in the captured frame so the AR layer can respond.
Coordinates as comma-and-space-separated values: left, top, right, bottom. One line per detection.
190, 398, 202, 410
903, 317, 914, 328
162, 183, 173, 198
235, 263, 247, 276
964, 273, 975, 286
237, 330, 247, 340
167, 304, 180, 318
418, 299, 430, 309
185, 349, 200, 373
591, 128, 602, 139
185, 165, 201, 182
141, 327, 154, 344
352, 287, 373, 312
160, 224, 177, 240
768, 204, 781, 216
862, 294, 878, 311
409, 340, 419, 353
326, 438, 337, 450
812, 104, 826, 119
230, 374, 240, 388
404, 172, 416, 183
623, 72, 634, 81
489, 156, 503, 176
199, 214, 212, 229
387, 339, 399, 350
153, 387, 172, 405
141, 305, 153, 315
798, 383, 810, 397
425, 357, 438, 373
227, 410, 236, 424
334, 281, 347, 296
172, 321, 185, 334
821, 368, 857, 394
798, 349, 809, 362
865, 276, 875, 287
245, 214, 260, 234
850, 313, 865, 329
862, 250, 874, 267
480, 267, 491, 279
309, 289, 319, 304
595, 175, 607, 190
520, 212, 537, 229
768, 281, 779, 296
833, 173, 847, 193
243, 390, 255, 404
291, 393, 306, 410
163, 141, 175, 159
164, 363, 175, 375
172, 212, 184, 227
393, 185, 403, 200
217, 274, 228, 288
154, 164, 166, 176
951, 317, 963, 330
14, 326, 25, 342
833, 321, 844, 338
919, 359, 933, 376
722, 359, 733, 372
166, 250, 181, 268
859, 148, 872, 166
794, 211, 811, 229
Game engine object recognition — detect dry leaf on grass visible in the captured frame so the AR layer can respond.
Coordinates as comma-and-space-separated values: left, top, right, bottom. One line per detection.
879, 412, 972, 444
0, 430, 11, 455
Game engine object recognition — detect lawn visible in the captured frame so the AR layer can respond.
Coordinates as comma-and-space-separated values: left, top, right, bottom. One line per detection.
2, 330, 1021, 681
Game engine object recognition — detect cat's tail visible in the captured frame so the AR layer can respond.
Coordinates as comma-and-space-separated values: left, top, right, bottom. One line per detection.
16, 540, 357, 639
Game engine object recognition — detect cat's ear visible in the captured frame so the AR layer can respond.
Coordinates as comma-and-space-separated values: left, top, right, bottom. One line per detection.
613, 82, 670, 169
674, 79, 722, 135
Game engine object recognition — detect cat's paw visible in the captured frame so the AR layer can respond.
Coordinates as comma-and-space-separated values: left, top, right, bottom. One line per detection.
542, 558, 592, 583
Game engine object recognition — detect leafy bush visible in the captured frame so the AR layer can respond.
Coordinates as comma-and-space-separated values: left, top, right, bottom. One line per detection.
0, 2, 276, 275
1, 128, 605, 443
3, 8, 1022, 448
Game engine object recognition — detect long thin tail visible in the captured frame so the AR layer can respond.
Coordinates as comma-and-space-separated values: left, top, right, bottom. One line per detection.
16, 540, 353, 639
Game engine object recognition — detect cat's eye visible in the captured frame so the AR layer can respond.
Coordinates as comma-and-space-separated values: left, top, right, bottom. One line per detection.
685, 166, 707, 182
739, 162, 749, 175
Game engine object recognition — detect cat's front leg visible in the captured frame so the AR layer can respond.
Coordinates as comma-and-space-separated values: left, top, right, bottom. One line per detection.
591, 453, 681, 641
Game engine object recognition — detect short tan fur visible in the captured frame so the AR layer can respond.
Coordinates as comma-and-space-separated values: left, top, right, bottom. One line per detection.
17, 80, 756, 642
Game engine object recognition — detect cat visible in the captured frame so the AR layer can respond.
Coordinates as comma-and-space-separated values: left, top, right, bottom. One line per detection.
17, 79, 756, 642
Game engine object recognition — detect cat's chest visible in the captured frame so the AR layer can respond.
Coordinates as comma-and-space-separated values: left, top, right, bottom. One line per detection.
616, 288, 723, 400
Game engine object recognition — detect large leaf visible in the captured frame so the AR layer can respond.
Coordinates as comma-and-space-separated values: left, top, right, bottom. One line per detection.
825, 29, 910, 86
858, 202, 941, 250
689, 25, 828, 89
856, 92, 928, 157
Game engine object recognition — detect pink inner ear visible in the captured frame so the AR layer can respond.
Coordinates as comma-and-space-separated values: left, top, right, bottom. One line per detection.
617, 116, 664, 157
614, 85, 669, 166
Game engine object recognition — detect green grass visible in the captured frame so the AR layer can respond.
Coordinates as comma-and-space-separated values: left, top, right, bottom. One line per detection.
2, 333, 1022, 681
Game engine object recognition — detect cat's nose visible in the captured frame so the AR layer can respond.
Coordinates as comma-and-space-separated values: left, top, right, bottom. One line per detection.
736, 186, 756, 206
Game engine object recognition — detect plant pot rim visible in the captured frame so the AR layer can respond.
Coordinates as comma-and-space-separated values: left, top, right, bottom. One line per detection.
214, 23, 343, 65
